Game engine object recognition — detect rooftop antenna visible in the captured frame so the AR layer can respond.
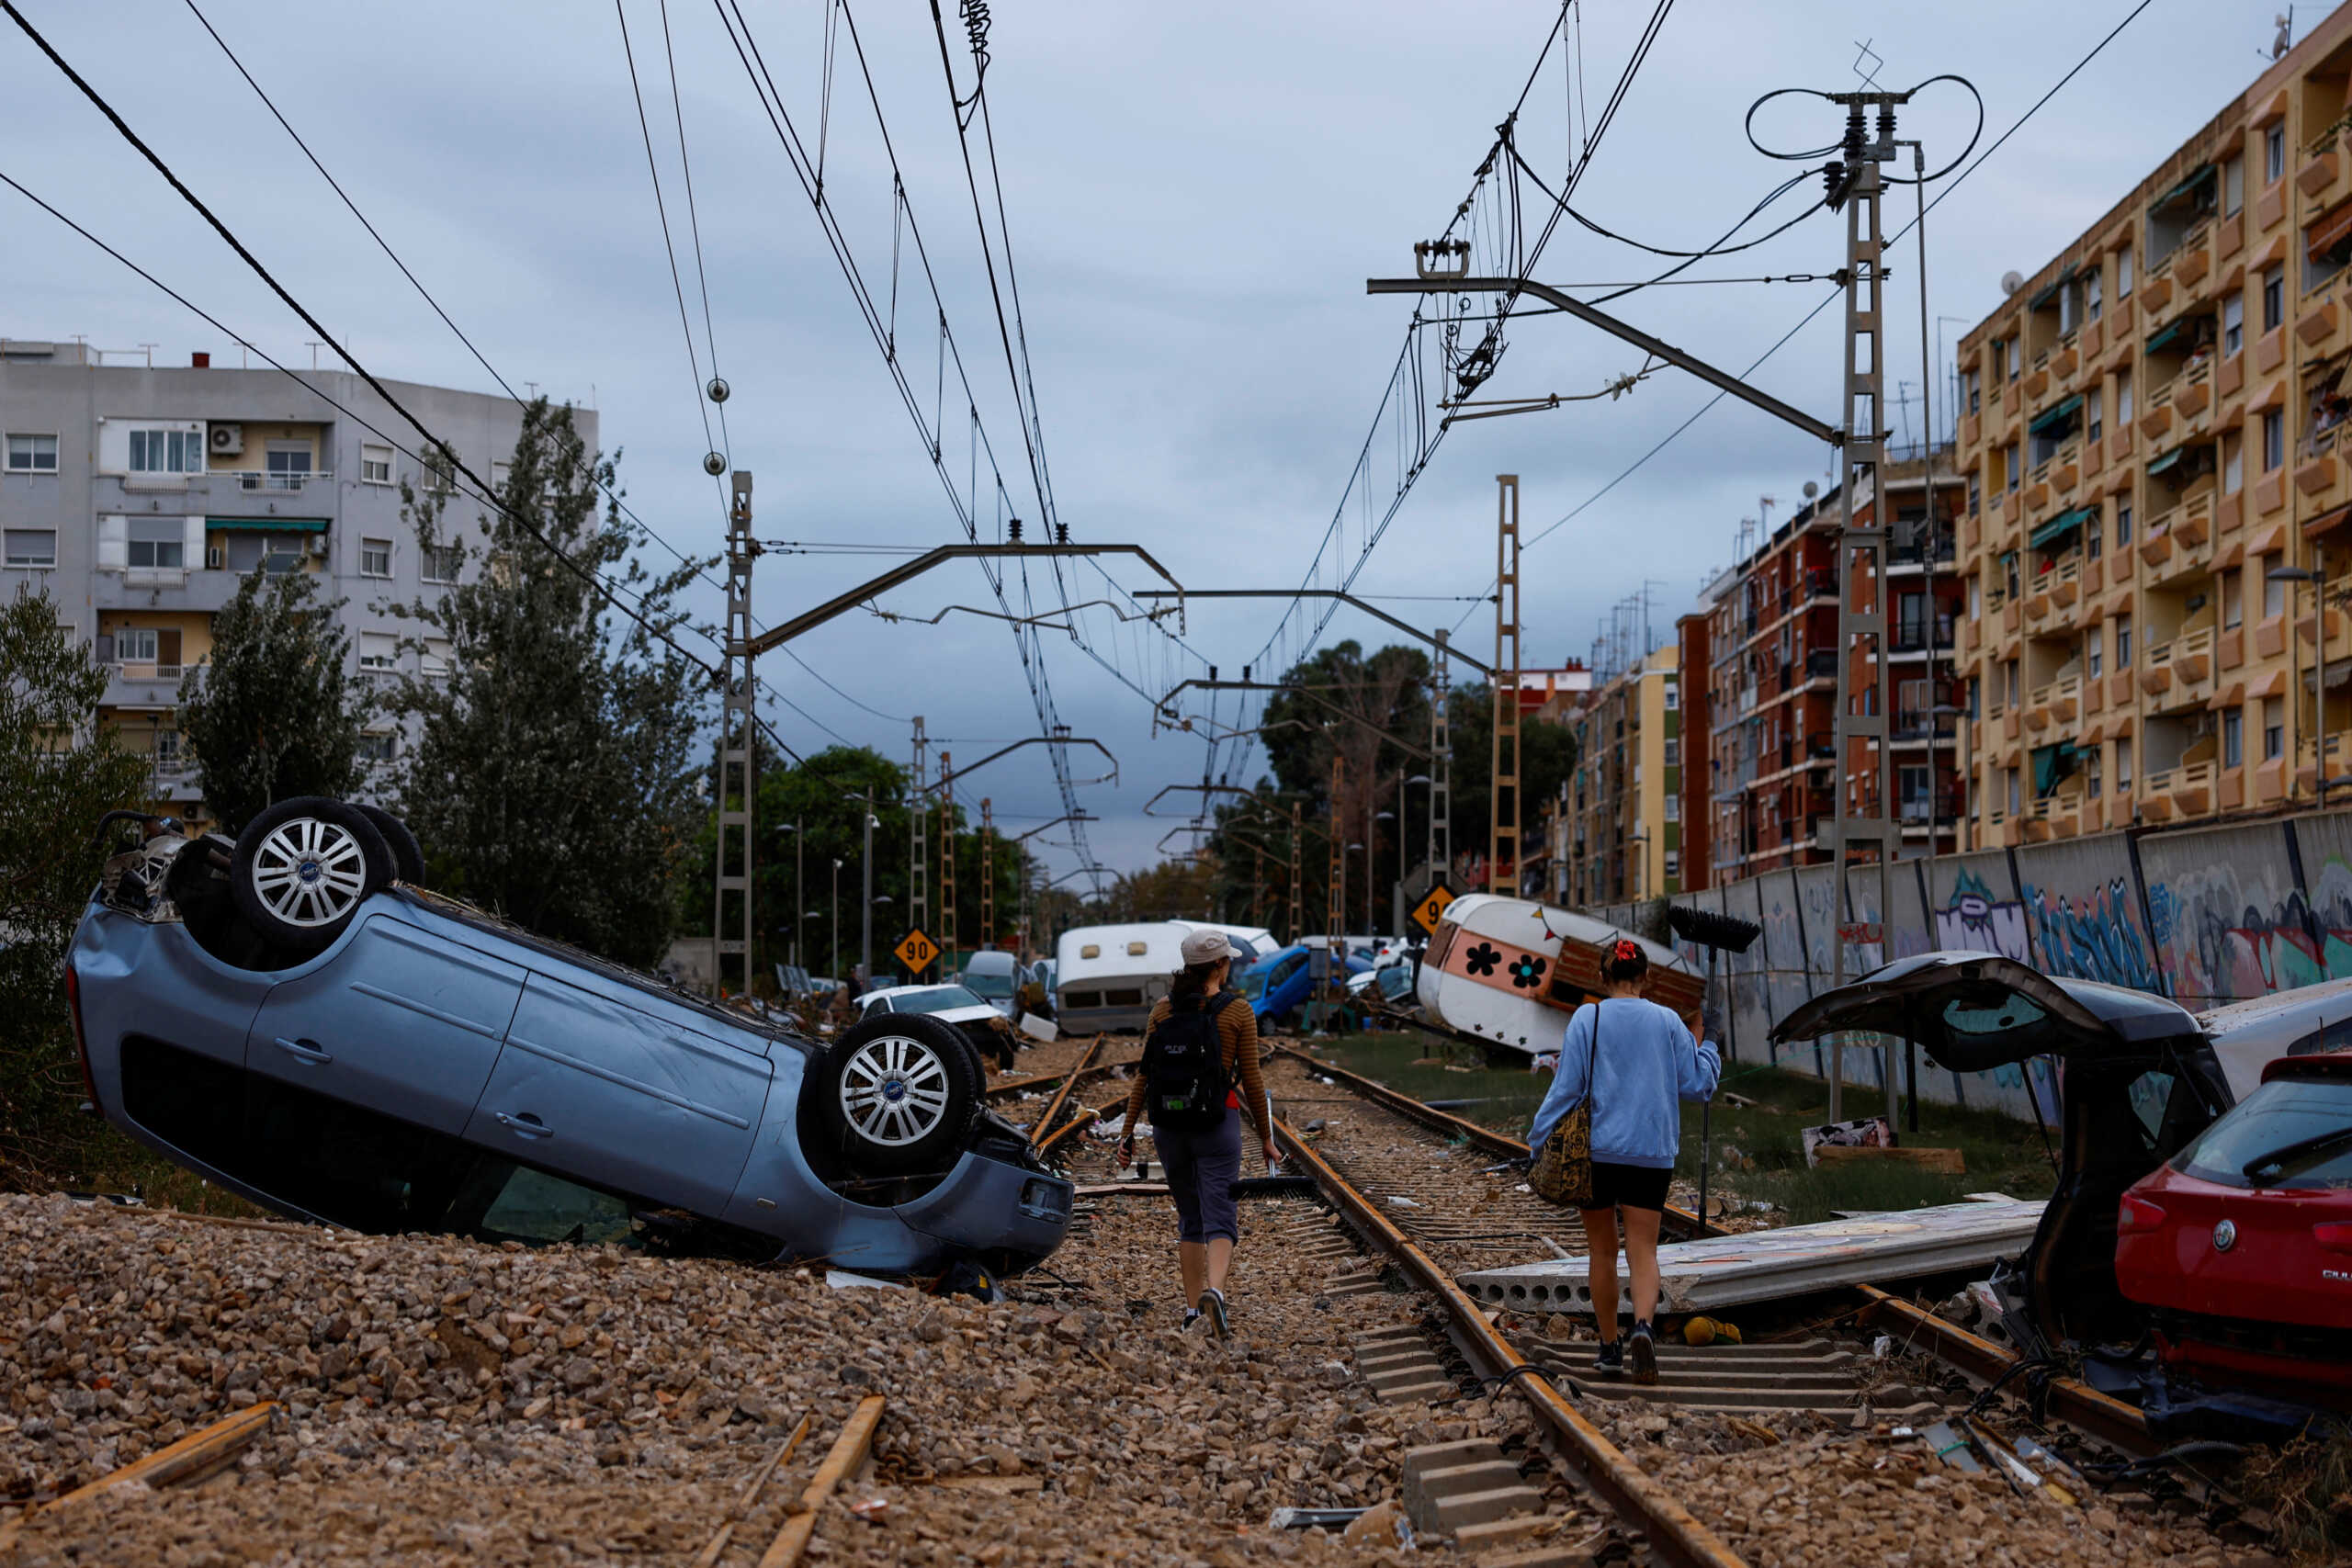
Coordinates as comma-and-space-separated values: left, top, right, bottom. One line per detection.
2271, 8, 2294, 60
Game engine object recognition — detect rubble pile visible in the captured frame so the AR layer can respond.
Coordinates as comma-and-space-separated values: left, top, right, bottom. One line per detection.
0, 1191, 1512, 1564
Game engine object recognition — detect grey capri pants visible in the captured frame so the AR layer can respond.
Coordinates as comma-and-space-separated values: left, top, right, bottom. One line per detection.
1155, 1109, 1243, 1244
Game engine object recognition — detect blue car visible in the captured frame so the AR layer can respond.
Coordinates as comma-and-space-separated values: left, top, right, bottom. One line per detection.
66, 800, 1071, 1276
1240, 942, 1371, 1024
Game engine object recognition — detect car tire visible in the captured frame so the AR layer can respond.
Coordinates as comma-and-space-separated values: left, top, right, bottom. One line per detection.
816, 1012, 981, 1176
355, 803, 426, 885
229, 796, 396, 948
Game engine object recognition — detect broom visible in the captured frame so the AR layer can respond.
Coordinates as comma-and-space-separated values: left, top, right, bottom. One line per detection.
1666, 905, 1762, 1228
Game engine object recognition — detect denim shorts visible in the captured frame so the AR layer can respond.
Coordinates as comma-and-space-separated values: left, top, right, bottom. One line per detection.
1155, 1109, 1243, 1244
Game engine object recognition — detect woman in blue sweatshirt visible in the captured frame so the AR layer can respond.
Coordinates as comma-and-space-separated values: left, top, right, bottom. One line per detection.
1527, 937, 1720, 1384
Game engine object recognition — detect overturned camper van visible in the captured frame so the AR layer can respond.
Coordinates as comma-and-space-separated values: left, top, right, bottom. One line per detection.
1413, 893, 1704, 1058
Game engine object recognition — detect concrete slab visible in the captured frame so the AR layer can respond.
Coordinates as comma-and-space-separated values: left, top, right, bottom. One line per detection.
1459, 1196, 2045, 1314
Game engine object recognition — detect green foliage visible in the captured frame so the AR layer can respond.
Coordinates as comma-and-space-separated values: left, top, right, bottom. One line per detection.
381, 400, 711, 970
177, 566, 369, 832
0, 585, 153, 1183
679, 745, 1030, 981
1442, 680, 1578, 870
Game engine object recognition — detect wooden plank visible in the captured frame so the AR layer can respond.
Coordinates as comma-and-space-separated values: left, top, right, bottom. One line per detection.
691, 1415, 812, 1568
1814, 1144, 1966, 1174
756, 1394, 887, 1568
0, 1402, 280, 1548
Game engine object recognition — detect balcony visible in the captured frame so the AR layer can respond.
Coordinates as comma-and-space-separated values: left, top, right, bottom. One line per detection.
2297, 732, 2352, 794
92, 564, 247, 615
2141, 759, 2219, 818
93, 469, 340, 513
102, 663, 202, 710
2170, 625, 2215, 686
2026, 673, 2083, 730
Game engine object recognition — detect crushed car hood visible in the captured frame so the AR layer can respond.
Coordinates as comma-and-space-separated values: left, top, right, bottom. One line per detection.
1770, 951, 2201, 1072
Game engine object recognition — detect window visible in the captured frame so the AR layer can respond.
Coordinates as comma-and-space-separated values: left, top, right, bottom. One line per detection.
2086, 269, 2103, 321
2088, 503, 2104, 559
5, 434, 58, 472
2087, 386, 2104, 443
1665, 795, 1680, 822
2116, 737, 2133, 792
2007, 767, 2021, 815
1664, 737, 1680, 764
423, 544, 460, 584
2003, 552, 2021, 601
127, 427, 202, 474
4, 528, 56, 568
2224, 708, 2244, 768
2119, 376, 2134, 424
2222, 293, 2244, 356
2265, 695, 2286, 760
2116, 502, 2133, 548
359, 732, 397, 764
2004, 659, 2019, 708
2007, 337, 2021, 380
360, 537, 393, 578
2087, 745, 2104, 797
2117, 613, 2134, 667
2263, 553, 2286, 617
222, 531, 304, 575
361, 445, 393, 485
116, 626, 158, 664
2266, 122, 2286, 184
1664, 682, 1679, 710
2087, 624, 2104, 679
422, 637, 453, 678
1664, 851, 1680, 881
1967, 472, 1981, 515
2006, 441, 2021, 492
491, 460, 512, 495
1964, 367, 1981, 415
358, 631, 399, 671
2223, 433, 2245, 493
2263, 265, 2285, 332
2117, 246, 2134, 298
128, 514, 185, 570
2264, 409, 2286, 472
2224, 154, 2245, 216
2224, 568, 2244, 629
264, 446, 312, 490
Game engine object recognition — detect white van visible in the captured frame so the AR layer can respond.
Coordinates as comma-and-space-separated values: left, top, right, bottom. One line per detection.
959, 949, 1021, 1019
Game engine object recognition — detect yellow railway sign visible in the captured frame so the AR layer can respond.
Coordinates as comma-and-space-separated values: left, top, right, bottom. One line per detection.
1411, 884, 1457, 935
895, 930, 939, 973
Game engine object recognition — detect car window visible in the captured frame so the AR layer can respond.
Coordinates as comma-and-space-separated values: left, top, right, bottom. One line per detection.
1940, 992, 2051, 1036
2175, 1075, 2352, 1190
865, 996, 891, 1013
1273, 953, 1306, 987
468, 1163, 638, 1247
892, 986, 988, 1016
963, 972, 1014, 999
2285, 1017, 2352, 1056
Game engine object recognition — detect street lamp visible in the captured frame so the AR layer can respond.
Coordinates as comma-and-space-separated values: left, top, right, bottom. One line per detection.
777, 822, 802, 968
1374, 808, 1398, 939
830, 859, 843, 980
2271, 552, 2332, 805
843, 790, 880, 984
1346, 841, 1367, 939
1402, 773, 1432, 938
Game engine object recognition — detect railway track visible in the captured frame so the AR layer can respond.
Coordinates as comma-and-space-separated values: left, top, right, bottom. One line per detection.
1034, 1040, 2263, 1565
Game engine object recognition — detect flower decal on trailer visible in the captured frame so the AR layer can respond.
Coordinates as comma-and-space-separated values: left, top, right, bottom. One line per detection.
1509, 954, 1547, 989
1463, 942, 1501, 977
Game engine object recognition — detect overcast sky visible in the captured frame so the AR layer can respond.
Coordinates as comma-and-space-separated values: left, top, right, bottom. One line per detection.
1, 0, 2313, 892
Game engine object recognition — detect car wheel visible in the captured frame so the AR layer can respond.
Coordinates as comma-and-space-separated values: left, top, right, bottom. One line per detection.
355, 803, 426, 885
229, 796, 395, 947
819, 1013, 980, 1176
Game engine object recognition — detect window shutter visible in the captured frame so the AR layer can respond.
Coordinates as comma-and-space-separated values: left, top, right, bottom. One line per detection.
96, 514, 128, 570
158, 628, 182, 668
183, 515, 205, 564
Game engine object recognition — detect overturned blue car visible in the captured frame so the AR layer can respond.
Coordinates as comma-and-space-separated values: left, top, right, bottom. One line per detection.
65, 798, 1071, 1277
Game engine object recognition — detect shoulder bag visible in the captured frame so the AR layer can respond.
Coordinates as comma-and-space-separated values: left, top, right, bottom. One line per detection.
1529, 1002, 1600, 1208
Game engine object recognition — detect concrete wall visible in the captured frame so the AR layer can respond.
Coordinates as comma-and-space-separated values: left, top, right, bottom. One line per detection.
1566, 805, 2352, 1121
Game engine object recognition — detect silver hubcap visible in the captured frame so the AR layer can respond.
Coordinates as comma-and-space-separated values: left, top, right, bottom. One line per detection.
838, 1034, 951, 1146
249, 817, 369, 928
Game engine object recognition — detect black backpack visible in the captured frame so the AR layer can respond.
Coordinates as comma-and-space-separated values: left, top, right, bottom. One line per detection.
1141, 989, 1241, 1130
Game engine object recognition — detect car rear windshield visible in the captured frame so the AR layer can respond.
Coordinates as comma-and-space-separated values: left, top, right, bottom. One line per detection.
962, 972, 1014, 999
2174, 1075, 2352, 1190
892, 986, 989, 1016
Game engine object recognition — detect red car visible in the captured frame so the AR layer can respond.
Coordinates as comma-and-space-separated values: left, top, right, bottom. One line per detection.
2115, 1052, 2352, 1406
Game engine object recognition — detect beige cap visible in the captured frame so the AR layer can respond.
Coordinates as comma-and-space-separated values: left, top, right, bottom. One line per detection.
1180, 929, 1237, 965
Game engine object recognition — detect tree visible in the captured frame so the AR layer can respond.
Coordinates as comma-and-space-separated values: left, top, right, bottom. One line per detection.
0, 585, 152, 1180
1442, 681, 1579, 874
177, 566, 369, 831
382, 400, 711, 969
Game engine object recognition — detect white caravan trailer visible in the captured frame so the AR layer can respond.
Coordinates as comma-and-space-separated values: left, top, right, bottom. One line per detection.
1054, 922, 1189, 1033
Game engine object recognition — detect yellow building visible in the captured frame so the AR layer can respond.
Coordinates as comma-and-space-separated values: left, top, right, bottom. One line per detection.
1957, 7, 2352, 843
1559, 646, 1681, 906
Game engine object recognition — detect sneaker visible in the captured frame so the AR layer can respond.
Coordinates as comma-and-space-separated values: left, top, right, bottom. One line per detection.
1591, 1337, 1626, 1378
1628, 1321, 1658, 1386
1199, 1288, 1229, 1340
1182, 1309, 1206, 1334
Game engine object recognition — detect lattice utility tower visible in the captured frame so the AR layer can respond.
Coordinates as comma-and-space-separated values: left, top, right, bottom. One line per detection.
1325, 753, 1345, 1026
1431, 628, 1452, 886
910, 717, 929, 956
711, 470, 755, 998
1289, 802, 1304, 946
937, 751, 957, 970
1491, 476, 1522, 896
1823, 93, 1905, 1133
979, 798, 994, 953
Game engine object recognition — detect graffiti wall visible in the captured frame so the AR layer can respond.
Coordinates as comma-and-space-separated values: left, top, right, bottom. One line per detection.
1573, 806, 2352, 1122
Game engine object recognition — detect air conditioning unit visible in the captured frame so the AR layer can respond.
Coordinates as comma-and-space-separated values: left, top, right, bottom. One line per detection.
307, 534, 330, 558
208, 423, 243, 457
205, 546, 223, 570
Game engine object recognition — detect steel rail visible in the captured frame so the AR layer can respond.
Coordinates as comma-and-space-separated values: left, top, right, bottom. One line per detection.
1270, 1046, 1718, 1239
1034, 1095, 1126, 1162
1854, 1286, 2154, 1456
1270, 1114, 1750, 1568
1025, 1035, 1104, 1146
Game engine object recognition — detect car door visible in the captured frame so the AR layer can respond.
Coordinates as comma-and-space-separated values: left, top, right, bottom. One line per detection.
464, 973, 773, 1215
245, 914, 526, 1134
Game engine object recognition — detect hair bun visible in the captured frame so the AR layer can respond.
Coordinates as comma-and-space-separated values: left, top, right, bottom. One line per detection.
1612, 939, 1639, 961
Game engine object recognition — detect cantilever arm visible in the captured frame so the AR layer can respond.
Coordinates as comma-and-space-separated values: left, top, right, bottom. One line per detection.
746, 544, 1182, 655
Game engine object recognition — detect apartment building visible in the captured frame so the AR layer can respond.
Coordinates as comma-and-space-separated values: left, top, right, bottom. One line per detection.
0, 338, 571, 821
1956, 7, 2352, 843
1556, 646, 1681, 907
1680, 454, 1965, 889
